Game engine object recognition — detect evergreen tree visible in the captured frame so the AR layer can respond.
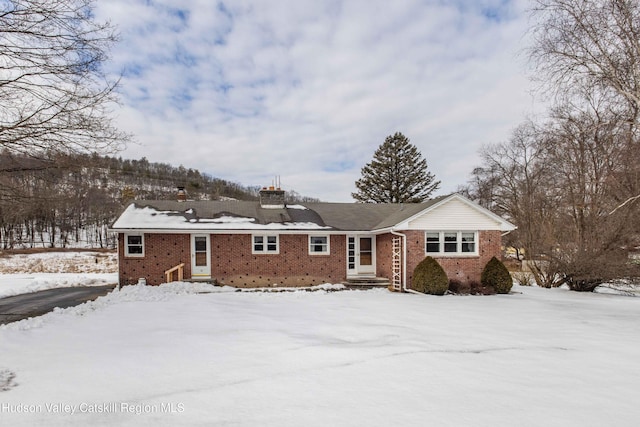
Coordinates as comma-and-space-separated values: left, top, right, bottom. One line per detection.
352, 132, 440, 203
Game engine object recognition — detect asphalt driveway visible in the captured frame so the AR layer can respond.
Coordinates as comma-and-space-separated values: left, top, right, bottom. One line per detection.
0, 285, 117, 325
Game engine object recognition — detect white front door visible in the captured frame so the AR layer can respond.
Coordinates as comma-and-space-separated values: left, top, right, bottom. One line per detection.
191, 234, 211, 278
347, 235, 376, 276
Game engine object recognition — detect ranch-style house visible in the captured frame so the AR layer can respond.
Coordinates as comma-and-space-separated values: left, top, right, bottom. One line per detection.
110, 187, 516, 291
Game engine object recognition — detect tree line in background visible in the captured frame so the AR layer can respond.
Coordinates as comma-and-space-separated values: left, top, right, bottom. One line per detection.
0, 1, 318, 249
462, 0, 640, 291
0, 152, 318, 249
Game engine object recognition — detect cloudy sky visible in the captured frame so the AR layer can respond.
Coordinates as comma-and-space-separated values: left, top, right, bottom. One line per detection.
95, 0, 539, 202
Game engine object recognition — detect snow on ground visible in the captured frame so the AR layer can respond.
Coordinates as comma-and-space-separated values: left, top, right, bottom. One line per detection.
1, 282, 639, 426
0, 273, 118, 299
0, 251, 117, 274
0, 251, 118, 298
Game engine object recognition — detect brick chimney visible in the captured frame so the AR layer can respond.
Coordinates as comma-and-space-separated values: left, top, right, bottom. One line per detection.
177, 186, 187, 202
259, 186, 285, 209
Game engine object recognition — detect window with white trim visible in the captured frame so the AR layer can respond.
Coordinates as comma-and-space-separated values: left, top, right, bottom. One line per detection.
309, 235, 330, 254
253, 234, 279, 254
124, 234, 144, 257
425, 231, 477, 255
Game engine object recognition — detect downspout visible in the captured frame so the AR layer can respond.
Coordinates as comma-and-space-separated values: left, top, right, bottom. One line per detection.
390, 229, 421, 295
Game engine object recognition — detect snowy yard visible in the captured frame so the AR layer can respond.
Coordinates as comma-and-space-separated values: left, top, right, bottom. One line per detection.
1, 280, 639, 426
0, 251, 117, 298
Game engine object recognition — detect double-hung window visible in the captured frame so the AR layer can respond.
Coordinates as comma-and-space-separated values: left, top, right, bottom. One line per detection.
253, 234, 279, 254
309, 235, 330, 255
125, 234, 144, 257
425, 231, 477, 255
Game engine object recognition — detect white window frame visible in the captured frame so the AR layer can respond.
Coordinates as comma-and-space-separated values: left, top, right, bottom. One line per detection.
124, 233, 145, 257
425, 231, 478, 256
308, 235, 330, 255
252, 234, 279, 254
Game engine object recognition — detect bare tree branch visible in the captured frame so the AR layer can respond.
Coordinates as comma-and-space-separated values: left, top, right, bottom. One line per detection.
0, 0, 131, 157
609, 194, 640, 215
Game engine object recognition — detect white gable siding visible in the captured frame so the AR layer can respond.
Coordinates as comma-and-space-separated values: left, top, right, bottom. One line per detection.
407, 199, 502, 230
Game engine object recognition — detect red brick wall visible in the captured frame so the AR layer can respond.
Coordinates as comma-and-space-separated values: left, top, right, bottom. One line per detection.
118, 233, 190, 286
118, 230, 502, 288
211, 234, 346, 287
403, 230, 502, 287
376, 233, 394, 279
118, 233, 346, 287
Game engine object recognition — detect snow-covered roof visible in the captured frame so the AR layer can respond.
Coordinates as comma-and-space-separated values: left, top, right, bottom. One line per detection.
109, 194, 516, 233
111, 204, 330, 231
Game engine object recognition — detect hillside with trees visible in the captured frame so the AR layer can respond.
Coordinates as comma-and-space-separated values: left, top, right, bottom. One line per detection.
0, 152, 317, 249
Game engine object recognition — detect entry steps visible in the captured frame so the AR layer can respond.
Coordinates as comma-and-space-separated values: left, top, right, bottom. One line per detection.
343, 276, 390, 289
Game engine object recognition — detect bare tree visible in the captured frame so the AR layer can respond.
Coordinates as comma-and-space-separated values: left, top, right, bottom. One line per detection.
464, 0, 640, 290
530, 0, 640, 218
0, 0, 129, 161
466, 98, 640, 290
529, 0, 640, 111
467, 122, 560, 286
541, 99, 638, 290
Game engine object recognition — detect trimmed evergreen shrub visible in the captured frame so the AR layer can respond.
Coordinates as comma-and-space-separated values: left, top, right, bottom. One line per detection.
412, 256, 449, 295
481, 256, 513, 294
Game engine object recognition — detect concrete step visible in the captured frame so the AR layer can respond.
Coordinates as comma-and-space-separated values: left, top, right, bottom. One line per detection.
343, 277, 390, 288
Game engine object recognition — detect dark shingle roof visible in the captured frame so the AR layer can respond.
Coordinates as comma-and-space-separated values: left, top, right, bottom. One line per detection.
115, 196, 452, 231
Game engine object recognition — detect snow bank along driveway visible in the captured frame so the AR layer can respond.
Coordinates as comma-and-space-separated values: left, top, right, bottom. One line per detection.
0, 283, 639, 427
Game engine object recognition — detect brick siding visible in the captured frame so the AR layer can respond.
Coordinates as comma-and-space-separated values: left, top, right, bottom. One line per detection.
211, 234, 346, 287
403, 230, 502, 287
118, 233, 190, 286
375, 234, 394, 279
119, 233, 346, 287
118, 230, 502, 288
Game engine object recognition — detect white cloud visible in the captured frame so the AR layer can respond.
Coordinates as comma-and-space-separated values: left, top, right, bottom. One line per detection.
95, 0, 538, 202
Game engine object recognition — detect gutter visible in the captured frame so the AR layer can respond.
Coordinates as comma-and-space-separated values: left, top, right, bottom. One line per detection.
390, 229, 422, 295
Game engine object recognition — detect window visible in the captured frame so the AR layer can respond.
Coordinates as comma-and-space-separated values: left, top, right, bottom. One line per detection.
125, 234, 144, 257
444, 232, 457, 252
309, 235, 329, 254
426, 232, 440, 253
348, 237, 356, 270
253, 234, 279, 254
461, 232, 476, 253
425, 231, 477, 255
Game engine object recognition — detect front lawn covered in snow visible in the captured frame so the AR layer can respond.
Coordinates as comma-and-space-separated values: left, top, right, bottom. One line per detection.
1, 283, 639, 426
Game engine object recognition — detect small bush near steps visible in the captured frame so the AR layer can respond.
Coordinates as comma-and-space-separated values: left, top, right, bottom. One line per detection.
481, 256, 513, 294
412, 256, 449, 295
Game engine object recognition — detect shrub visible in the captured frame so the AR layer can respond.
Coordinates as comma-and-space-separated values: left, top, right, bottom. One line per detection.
513, 272, 533, 286
469, 280, 495, 295
412, 256, 449, 295
448, 279, 470, 295
481, 256, 513, 294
